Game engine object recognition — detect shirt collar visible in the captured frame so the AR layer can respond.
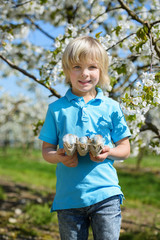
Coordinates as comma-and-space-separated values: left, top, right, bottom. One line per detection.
65, 87, 105, 103
65, 88, 80, 102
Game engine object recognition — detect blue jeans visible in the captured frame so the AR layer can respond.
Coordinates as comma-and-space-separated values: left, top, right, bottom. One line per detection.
57, 195, 121, 240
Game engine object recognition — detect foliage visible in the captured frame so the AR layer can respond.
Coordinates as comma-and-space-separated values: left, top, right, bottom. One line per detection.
0, 148, 160, 208
0, 90, 47, 148
0, 186, 6, 200
120, 232, 160, 240
0, 147, 57, 189
0, 148, 160, 239
119, 170, 160, 208
25, 203, 57, 226
121, 153, 160, 169
0, 0, 160, 155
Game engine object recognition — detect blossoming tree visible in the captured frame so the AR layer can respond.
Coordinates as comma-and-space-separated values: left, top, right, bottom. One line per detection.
0, 0, 160, 156
0, 90, 48, 149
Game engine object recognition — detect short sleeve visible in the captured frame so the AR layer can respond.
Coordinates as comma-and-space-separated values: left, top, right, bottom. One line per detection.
111, 103, 131, 143
39, 105, 58, 145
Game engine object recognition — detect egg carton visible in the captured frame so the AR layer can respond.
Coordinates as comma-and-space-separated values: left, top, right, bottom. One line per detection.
63, 134, 105, 157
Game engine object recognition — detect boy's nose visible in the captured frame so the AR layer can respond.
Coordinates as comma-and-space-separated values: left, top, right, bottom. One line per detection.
81, 69, 89, 78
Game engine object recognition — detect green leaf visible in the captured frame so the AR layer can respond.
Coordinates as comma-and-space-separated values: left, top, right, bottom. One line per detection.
143, 25, 149, 34
39, 68, 42, 77
136, 27, 148, 41
125, 93, 129, 98
116, 64, 127, 74
50, 11, 56, 20
135, 40, 147, 53
112, 26, 122, 36
155, 72, 160, 83
110, 77, 117, 87
119, 42, 123, 48
126, 114, 136, 121
129, 45, 134, 52
95, 31, 102, 39
2, 41, 6, 47
33, 120, 44, 136
40, 0, 48, 4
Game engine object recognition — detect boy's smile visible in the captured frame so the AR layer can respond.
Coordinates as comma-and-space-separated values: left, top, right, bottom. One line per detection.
78, 80, 92, 85
69, 60, 100, 100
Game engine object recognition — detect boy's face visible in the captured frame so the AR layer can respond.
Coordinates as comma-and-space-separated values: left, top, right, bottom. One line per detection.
68, 60, 100, 97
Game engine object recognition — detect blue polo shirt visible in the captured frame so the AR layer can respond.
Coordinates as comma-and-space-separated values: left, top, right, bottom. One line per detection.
39, 88, 131, 211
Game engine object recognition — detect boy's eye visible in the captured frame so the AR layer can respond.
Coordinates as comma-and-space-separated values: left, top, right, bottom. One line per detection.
89, 65, 97, 69
73, 65, 80, 69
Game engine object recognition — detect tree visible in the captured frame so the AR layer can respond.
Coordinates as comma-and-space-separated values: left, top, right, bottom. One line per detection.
0, 89, 47, 149
0, 0, 160, 156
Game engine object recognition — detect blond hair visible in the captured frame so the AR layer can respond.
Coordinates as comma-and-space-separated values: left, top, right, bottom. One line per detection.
62, 36, 110, 88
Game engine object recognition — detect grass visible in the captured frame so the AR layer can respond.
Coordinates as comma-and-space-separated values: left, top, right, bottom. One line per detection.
0, 147, 57, 190
25, 203, 57, 226
0, 186, 6, 200
120, 232, 160, 240
0, 147, 160, 208
122, 154, 160, 169
118, 169, 160, 208
1, 148, 159, 207
0, 147, 160, 239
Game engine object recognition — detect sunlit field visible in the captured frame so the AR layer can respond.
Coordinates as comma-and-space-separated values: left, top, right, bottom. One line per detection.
0, 148, 160, 239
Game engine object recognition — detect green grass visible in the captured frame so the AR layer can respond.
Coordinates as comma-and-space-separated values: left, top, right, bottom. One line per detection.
120, 232, 160, 240
25, 203, 57, 226
0, 147, 160, 239
123, 154, 160, 169
0, 186, 6, 200
0, 147, 160, 208
114, 154, 160, 208
0, 147, 57, 190
118, 170, 160, 208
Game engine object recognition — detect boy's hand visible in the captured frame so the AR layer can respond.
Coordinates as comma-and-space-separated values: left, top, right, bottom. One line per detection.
57, 149, 78, 167
89, 146, 110, 163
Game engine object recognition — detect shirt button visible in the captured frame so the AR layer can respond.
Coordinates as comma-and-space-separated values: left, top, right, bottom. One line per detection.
81, 116, 89, 122
82, 108, 87, 114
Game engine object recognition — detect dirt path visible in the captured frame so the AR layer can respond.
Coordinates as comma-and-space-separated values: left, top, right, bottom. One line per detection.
0, 178, 160, 239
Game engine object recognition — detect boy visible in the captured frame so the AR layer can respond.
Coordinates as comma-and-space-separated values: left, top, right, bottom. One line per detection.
39, 36, 131, 240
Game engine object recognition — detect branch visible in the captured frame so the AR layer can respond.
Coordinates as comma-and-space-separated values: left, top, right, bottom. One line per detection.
152, 38, 160, 58
0, 54, 61, 99
145, 22, 160, 59
117, 0, 160, 58
26, 16, 55, 41
12, 0, 32, 8
137, 63, 159, 71
140, 122, 160, 138
123, 75, 139, 92
150, 20, 160, 28
117, 0, 145, 25
140, 112, 160, 137
106, 33, 136, 51
83, 6, 122, 31
149, 31, 154, 72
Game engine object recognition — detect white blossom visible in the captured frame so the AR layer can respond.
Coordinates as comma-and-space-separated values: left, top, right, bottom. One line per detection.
0, 0, 160, 156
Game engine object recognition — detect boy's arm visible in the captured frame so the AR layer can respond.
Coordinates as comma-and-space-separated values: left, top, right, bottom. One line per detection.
42, 141, 78, 167
89, 137, 130, 162
107, 137, 130, 161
